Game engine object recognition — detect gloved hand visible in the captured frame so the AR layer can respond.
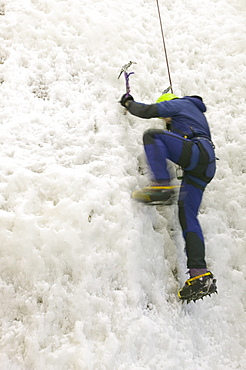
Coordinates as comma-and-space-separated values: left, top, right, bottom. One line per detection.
120, 93, 134, 107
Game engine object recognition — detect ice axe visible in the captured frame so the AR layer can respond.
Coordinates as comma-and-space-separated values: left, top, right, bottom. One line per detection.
118, 61, 136, 96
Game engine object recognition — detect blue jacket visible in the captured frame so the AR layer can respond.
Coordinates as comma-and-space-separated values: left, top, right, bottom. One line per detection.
157, 97, 211, 139
127, 96, 212, 140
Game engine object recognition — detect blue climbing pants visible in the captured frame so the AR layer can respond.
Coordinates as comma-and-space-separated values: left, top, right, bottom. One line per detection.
143, 129, 216, 269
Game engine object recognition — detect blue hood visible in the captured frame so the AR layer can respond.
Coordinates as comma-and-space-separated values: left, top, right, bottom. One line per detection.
183, 96, 207, 113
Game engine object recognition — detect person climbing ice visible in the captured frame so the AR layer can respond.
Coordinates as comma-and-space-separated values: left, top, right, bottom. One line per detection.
120, 92, 218, 303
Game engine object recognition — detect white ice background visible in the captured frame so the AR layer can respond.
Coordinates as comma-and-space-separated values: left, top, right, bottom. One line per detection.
0, 0, 246, 369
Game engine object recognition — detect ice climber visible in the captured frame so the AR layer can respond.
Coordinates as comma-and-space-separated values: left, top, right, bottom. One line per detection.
120, 92, 218, 303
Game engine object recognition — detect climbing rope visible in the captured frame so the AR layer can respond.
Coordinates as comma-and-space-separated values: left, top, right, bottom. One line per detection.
155, 0, 173, 93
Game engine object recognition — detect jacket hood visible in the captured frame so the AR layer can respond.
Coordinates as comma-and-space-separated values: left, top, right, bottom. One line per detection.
183, 96, 207, 113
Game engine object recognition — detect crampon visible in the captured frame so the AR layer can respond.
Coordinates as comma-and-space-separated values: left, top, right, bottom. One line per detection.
178, 272, 218, 304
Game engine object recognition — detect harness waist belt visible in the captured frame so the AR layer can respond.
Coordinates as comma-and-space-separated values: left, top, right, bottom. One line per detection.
192, 136, 215, 149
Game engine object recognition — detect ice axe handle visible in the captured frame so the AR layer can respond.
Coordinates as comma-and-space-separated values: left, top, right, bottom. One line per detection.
124, 71, 134, 95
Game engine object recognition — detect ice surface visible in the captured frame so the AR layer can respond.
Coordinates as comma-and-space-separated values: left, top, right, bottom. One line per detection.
0, 0, 245, 369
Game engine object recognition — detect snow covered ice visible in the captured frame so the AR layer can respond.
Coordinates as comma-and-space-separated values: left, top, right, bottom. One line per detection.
0, 0, 246, 368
